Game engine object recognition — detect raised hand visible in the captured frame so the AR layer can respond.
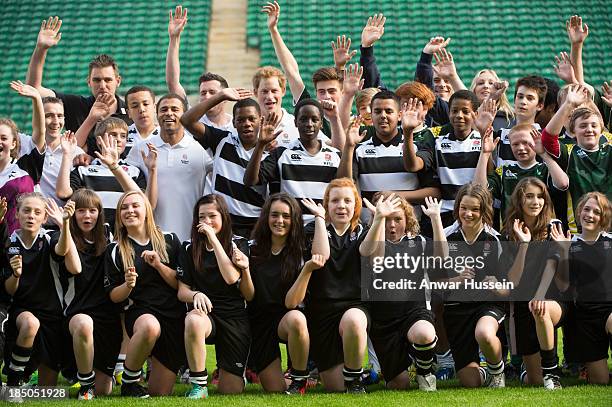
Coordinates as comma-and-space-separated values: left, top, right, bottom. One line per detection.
0, 196, 7, 222
306, 253, 326, 271
549, 222, 571, 242
421, 196, 442, 218
9, 80, 40, 99
480, 126, 498, 154
262, 1, 281, 31
221, 87, 254, 101
553, 51, 577, 84
490, 80, 509, 102
168, 5, 188, 38
141, 143, 158, 171
374, 193, 401, 219
124, 266, 138, 289
362, 197, 376, 217
601, 81, 612, 107
62, 200, 75, 221
513, 219, 531, 243
45, 198, 65, 227
94, 133, 119, 168
473, 97, 498, 134
342, 63, 364, 96
433, 49, 458, 80
192, 292, 212, 313
37, 16, 62, 49
232, 248, 249, 271
529, 128, 545, 156
301, 198, 326, 218
361, 14, 386, 47
60, 131, 77, 156
346, 115, 367, 147
258, 111, 281, 145
141, 250, 162, 269
564, 84, 589, 107
321, 100, 338, 119
89, 93, 113, 121
423, 36, 451, 55
566, 15, 588, 45
332, 35, 357, 69
400, 98, 422, 133
10, 255, 23, 278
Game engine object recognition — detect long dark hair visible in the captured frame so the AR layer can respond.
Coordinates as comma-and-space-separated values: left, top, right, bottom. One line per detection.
251, 193, 305, 287
191, 194, 233, 273
504, 177, 554, 242
70, 189, 107, 256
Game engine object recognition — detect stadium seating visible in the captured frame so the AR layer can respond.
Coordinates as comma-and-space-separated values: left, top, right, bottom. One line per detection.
0, 0, 211, 134
246, 0, 612, 110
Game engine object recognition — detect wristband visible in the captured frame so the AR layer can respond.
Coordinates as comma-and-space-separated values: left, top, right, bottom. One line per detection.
193, 291, 202, 302
315, 214, 325, 220
109, 163, 120, 171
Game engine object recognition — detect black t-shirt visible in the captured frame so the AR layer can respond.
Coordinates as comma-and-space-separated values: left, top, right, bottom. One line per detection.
1, 229, 63, 318
248, 242, 304, 315
104, 232, 184, 318
570, 232, 612, 311
54, 91, 132, 153
59, 226, 116, 316
177, 237, 249, 318
368, 235, 432, 320
305, 222, 368, 302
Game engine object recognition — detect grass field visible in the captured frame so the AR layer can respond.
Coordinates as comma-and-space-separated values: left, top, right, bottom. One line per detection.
8, 344, 612, 406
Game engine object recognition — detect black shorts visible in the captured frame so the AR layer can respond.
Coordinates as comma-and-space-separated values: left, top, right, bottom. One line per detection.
62, 312, 123, 377
0, 302, 9, 359
370, 307, 434, 381
3, 308, 64, 375
125, 309, 186, 374
306, 300, 370, 372
443, 302, 505, 371
510, 301, 566, 356
249, 309, 289, 373
563, 303, 612, 363
207, 312, 251, 377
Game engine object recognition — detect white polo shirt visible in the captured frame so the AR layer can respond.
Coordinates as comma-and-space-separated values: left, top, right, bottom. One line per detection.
34, 140, 84, 204
126, 133, 211, 241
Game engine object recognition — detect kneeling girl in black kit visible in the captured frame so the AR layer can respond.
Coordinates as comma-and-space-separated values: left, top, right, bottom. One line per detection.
60, 189, 121, 399
105, 191, 184, 398
248, 193, 311, 394
364, 194, 444, 391
177, 194, 254, 398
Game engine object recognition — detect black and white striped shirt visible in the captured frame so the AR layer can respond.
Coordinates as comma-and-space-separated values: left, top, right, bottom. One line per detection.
70, 159, 146, 228
494, 123, 541, 168
196, 125, 269, 230
354, 132, 437, 203
259, 139, 341, 222
418, 125, 481, 213
125, 123, 160, 156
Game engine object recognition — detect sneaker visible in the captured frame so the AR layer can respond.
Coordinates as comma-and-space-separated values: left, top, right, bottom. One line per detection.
435, 366, 455, 380
121, 382, 150, 398
487, 372, 505, 388
185, 384, 208, 399
285, 378, 307, 395
345, 377, 366, 394
543, 373, 562, 390
245, 368, 260, 384
77, 386, 95, 400
361, 368, 380, 386
210, 369, 220, 386
113, 371, 123, 386
416, 373, 437, 391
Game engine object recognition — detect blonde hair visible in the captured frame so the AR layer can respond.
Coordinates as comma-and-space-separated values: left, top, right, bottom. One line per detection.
114, 191, 168, 271
568, 107, 604, 134
576, 192, 612, 232
355, 88, 380, 109
469, 69, 514, 122
252, 66, 287, 93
